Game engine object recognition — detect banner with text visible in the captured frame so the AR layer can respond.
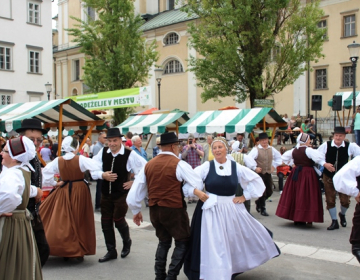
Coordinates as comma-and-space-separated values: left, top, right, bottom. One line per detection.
69, 87, 152, 110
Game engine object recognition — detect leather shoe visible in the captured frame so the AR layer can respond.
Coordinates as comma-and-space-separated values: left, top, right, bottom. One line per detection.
352, 246, 360, 263
121, 240, 132, 258
327, 220, 339, 230
338, 212, 347, 227
255, 200, 260, 213
260, 209, 269, 216
99, 250, 117, 263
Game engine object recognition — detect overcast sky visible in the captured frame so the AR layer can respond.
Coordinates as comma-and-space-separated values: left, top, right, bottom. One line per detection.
52, 0, 58, 28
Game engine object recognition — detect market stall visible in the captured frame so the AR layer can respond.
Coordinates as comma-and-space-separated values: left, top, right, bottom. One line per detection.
327, 91, 360, 127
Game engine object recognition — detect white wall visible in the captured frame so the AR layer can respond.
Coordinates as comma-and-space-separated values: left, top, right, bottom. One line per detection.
0, 0, 53, 103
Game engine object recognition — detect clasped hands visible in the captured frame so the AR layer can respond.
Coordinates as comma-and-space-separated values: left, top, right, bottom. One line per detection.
102, 171, 133, 190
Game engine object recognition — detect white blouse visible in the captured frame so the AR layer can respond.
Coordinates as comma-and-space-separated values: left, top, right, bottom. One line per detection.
42, 152, 103, 186
183, 158, 265, 201
0, 166, 38, 215
333, 156, 360, 198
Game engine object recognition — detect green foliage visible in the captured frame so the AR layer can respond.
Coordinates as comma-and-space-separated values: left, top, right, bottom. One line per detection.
67, 0, 158, 125
183, 0, 325, 107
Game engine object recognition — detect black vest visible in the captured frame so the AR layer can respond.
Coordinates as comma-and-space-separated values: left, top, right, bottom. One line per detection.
102, 147, 131, 198
27, 155, 42, 214
323, 141, 349, 179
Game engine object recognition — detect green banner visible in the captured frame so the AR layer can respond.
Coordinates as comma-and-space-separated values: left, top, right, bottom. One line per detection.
254, 99, 274, 108
68, 87, 152, 110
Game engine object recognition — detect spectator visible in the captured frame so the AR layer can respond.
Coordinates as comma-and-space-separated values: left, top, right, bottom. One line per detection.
51, 141, 58, 159
308, 119, 323, 145
290, 116, 296, 129
153, 137, 161, 158
283, 113, 290, 127
93, 131, 107, 212
202, 135, 214, 163
125, 131, 133, 148
81, 138, 91, 157
232, 133, 248, 153
301, 120, 315, 140
181, 134, 204, 203
295, 114, 302, 128
40, 142, 52, 163
131, 135, 147, 161
352, 106, 360, 146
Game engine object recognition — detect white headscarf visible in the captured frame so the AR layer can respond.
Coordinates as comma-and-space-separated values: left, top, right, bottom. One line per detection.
61, 136, 79, 153
7, 136, 36, 171
295, 133, 310, 149
211, 137, 229, 152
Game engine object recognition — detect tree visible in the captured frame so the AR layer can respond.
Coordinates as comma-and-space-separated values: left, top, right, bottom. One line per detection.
67, 0, 158, 125
183, 0, 325, 108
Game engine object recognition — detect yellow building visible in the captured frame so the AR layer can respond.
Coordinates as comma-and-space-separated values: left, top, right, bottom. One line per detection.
53, 0, 360, 123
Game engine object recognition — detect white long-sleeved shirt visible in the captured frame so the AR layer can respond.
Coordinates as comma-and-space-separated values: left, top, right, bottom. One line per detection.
247, 145, 282, 169
317, 140, 360, 166
0, 166, 38, 215
126, 151, 203, 215
333, 155, 360, 198
42, 152, 103, 186
183, 158, 265, 201
281, 146, 324, 166
90, 144, 147, 180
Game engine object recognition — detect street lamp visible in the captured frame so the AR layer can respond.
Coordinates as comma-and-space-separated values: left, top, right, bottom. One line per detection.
348, 41, 360, 133
154, 68, 163, 110
45, 82, 52, 101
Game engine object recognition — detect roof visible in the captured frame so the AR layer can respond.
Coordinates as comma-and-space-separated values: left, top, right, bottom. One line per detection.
140, 8, 198, 32
327, 91, 360, 109
116, 112, 189, 134
179, 108, 287, 134
0, 99, 104, 132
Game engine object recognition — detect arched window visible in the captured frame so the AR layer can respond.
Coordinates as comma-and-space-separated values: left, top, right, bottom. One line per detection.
72, 88, 78, 96
163, 32, 179, 46
163, 60, 184, 74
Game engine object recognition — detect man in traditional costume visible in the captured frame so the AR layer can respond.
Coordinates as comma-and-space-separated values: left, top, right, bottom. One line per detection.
317, 127, 360, 230
248, 132, 282, 216
127, 132, 203, 280
16, 118, 50, 266
91, 128, 147, 263
333, 156, 360, 263
0, 136, 43, 280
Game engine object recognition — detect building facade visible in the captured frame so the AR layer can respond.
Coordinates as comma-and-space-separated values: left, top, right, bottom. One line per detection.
53, 0, 359, 122
0, 0, 53, 104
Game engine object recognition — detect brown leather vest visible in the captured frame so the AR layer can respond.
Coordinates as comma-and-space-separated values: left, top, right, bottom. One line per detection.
255, 146, 273, 174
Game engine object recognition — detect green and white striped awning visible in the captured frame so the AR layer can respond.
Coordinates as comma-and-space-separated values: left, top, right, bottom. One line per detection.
0, 99, 104, 132
116, 112, 189, 134
327, 91, 360, 109
179, 108, 286, 134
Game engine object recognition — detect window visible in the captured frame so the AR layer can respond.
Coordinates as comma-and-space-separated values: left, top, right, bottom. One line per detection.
343, 66, 354, 87
87, 7, 95, 22
0, 0, 12, 19
73, 59, 80, 81
72, 88, 78, 96
28, 2, 40, 24
163, 60, 184, 74
168, 0, 175, 10
29, 50, 40, 73
164, 32, 179, 46
318, 20, 327, 39
270, 44, 280, 62
0, 46, 12, 70
1, 94, 11, 105
344, 15, 355, 37
315, 69, 327, 89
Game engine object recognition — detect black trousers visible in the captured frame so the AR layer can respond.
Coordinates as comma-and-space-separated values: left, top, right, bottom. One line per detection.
32, 213, 50, 267
258, 173, 273, 208
95, 179, 102, 209
350, 203, 360, 246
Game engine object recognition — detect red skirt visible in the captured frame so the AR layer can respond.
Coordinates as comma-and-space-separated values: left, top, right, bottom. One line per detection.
276, 166, 323, 223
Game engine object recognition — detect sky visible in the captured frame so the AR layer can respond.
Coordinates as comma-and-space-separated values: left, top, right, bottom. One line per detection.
52, 0, 58, 28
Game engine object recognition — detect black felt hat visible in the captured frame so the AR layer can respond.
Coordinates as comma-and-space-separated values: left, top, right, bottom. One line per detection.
160, 132, 181, 145
15, 119, 48, 134
332, 127, 346, 134
105, 128, 123, 138
258, 132, 269, 140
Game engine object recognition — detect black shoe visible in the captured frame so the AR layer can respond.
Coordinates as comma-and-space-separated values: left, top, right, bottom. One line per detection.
338, 212, 347, 227
294, 221, 306, 226
352, 245, 360, 263
63, 257, 69, 262
155, 241, 172, 280
327, 220, 339, 230
255, 200, 260, 213
98, 250, 117, 263
121, 239, 132, 258
166, 241, 188, 280
260, 209, 269, 216
76, 257, 84, 262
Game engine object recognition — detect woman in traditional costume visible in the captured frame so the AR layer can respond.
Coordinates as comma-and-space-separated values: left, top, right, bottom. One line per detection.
0, 136, 43, 280
183, 137, 279, 280
276, 133, 324, 226
39, 136, 102, 260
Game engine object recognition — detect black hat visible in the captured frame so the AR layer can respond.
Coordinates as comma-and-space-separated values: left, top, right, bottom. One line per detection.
160, 132, 181, 145
258, 132, 269, 140
105, 128, 123, 138
332, 126, 346, 134
15, 118, 47, 134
